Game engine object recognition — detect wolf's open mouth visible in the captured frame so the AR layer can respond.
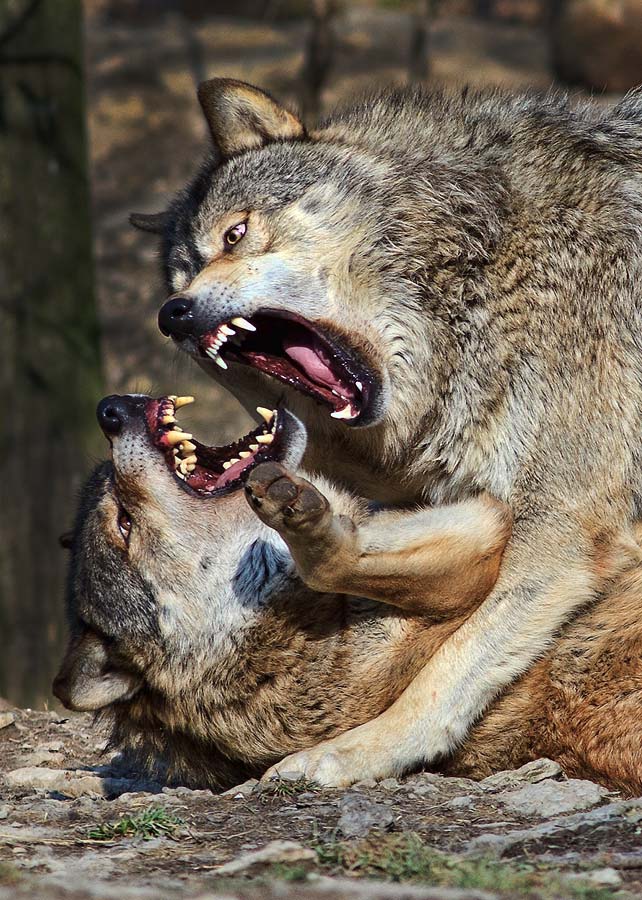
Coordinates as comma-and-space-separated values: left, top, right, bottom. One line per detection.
146, 395, 285, 496
197, 310, 377, 425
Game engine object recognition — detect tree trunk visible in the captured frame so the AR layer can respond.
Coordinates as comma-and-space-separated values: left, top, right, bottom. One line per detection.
0, 0, 102, 707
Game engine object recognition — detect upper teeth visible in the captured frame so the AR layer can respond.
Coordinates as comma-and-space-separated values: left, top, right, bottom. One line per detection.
231, 316, 256, 332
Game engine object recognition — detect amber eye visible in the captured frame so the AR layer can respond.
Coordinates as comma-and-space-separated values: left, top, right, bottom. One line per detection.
224, 222, 247, 247
118, 509, 132, 545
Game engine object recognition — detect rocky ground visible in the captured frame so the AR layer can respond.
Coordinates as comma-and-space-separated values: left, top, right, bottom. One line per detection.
1, 708, 642, 899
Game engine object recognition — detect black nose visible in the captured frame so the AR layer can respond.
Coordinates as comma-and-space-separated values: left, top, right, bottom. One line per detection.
96, 395, 134, 436
158, 295, 195, 339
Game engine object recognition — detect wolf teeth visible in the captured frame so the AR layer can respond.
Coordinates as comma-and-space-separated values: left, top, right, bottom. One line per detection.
256, 406, 274, 424
239, 451, 252, 459
331, 403, 358, 420
249, 443, 259, 451
166, 430, 192, 446
231, 316, 256, 332
256, 433, 274, 444
205, 346, 228, 369
174, 396, 194, 408
161, 414, 176, 425
180, 440, 197, 453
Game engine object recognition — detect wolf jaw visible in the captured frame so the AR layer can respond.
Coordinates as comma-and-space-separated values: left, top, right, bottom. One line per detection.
162, 310, 379, 425
144, 395, 290, 495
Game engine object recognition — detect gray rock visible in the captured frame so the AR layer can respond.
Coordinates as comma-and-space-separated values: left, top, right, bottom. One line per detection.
583, 868, 623, 887
350, 779, 377, 790
378, 778, 401, 791
445, 795, 476, 811
500, 778, 609, 818
4, 766, 154, 799
337, 793, 395, 837
0, 805, 9, 820
480, 758, 562, 793
0, 711, 15, 730
216, 839, 316, 874
222, 777, 259, 798
467, 798, 636, 857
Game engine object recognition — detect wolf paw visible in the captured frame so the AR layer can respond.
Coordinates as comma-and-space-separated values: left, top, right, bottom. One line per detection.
245, 462, 329, 533
261, 725, 400, 788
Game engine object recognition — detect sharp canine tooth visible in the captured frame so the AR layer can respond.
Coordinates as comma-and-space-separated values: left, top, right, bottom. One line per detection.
221, 325, 235, 336
249, 443, 259, 451
355, 381, 363, 392
175, 396, 194, 408
231, 316, 256, 332
239, 451, 252, 458
256, 406, 274, 424
257, 433, 274, 444
215, 356, 228, 370
331, 404, 357, 420
166, 430, 192, 446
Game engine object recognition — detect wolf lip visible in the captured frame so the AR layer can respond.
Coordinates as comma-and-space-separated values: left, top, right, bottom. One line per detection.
144, 396, 285, 497
197, 310, 377, 425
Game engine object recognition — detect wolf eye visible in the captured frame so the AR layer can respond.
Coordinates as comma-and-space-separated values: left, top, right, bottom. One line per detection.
118, 509, 132, 545
224, 222, 246, 248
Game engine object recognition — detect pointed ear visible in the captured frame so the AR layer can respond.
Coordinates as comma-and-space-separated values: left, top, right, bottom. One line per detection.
197, 78, 305, 158
129, 211, 169, 234
53, 630, 141, 712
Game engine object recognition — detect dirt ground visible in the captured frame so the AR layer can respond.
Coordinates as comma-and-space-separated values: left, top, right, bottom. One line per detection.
1, 708, 642, 899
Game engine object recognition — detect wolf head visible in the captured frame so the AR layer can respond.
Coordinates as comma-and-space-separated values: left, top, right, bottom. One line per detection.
146, 80, 514, 502
53, 394, 305, 718
147, 81, 642, 505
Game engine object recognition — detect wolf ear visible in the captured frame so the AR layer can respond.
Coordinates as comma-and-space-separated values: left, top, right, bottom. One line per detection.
53, 630, 141, 712
129, 211, 168, 234
197, 78, 305, 158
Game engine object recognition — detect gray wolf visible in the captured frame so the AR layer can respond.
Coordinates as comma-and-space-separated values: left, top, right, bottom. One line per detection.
53, 394, 642, 795
137, 80, 642, 785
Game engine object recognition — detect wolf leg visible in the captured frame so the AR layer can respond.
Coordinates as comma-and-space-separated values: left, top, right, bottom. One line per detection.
262, 515, 632, 787
245, 461, 511, 617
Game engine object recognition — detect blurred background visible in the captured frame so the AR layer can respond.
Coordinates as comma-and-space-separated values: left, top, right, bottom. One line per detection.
1, 0, 641, 709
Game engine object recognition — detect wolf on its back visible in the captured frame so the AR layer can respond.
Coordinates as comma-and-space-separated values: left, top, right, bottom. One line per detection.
147, 81, 642, 783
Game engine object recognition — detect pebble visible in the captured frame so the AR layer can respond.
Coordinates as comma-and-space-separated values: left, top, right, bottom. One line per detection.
0, 712, 15, 730
337, 793, 395, 838
500, 778, 610, 818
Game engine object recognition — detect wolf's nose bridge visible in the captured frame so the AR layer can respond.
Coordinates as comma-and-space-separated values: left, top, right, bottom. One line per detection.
158, 295, 195, 338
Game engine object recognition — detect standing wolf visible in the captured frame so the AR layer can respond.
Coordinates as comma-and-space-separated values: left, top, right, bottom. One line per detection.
141, 80, 642, 785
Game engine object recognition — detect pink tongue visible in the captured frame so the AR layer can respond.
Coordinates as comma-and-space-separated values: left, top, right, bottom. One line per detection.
217, 455, 255, 488
283, 335, 352, 396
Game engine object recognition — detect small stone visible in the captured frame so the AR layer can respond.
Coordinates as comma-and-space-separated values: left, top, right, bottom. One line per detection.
4, 766, 153, 799
378, 778, 401, 791
337, 794, 394, 838
480, 758, 563, 792
445, 795, 475, 810
0, 806, 9, 820
501, 778, 609, 818
216, 839, 315, 875
584, 868, 622, 887
350, 779, 377, 790
222, 778, 258, 798
0, 712, 15, 730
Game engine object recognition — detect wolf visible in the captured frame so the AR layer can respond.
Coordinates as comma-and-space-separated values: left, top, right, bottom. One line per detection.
133, 79, 642, 784
54, 394, 642, 794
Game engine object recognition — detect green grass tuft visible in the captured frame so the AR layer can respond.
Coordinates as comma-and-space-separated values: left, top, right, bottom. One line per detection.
88, 805, 183, 841
312, 833, 622, 899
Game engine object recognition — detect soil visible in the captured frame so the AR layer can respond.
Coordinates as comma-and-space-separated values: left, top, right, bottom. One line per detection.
1, 709, 641, 899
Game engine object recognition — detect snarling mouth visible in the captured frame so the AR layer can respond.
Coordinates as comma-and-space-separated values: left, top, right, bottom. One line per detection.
197, 310, 378, 425
146, 396, 285, 496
